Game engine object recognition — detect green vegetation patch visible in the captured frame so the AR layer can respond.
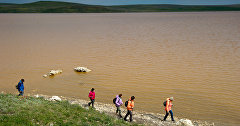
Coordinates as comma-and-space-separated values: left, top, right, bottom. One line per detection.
0, 1, 120, 13
0, 94, 139, 126
0, 1, 240, 13
107, 4, 240, 12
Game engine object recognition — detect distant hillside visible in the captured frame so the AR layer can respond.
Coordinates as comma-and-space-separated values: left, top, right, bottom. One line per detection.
107, 4, 240, 12
0, 1, 240, 13
0, 1, 119, 13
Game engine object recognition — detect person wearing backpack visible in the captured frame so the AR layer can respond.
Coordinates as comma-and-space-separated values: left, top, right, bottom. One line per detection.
124, 96, 135, 122
17, 79, 24, 96
114, 94, 123, 118
163, 97, 175, 122
88, 88, 95, 108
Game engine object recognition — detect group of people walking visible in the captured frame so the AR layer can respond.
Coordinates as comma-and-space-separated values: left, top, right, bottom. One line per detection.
87, 87, 175, 122
16, 79, 175, 123
113, 94, 135, 122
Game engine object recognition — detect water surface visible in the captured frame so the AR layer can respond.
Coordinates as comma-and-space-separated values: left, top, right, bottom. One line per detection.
0, 12, 240, 125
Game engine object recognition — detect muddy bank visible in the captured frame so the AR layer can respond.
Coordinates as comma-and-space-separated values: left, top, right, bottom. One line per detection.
32, 94, 214, 126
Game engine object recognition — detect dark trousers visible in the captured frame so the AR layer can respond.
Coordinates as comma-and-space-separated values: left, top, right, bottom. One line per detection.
116, 106, 122, 117
18, 91, 24, 96
163, 110, 174, 121
124, 110, 133, 122
88, 99, 95, 108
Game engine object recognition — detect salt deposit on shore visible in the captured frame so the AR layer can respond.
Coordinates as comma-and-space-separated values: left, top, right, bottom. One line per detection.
33, 94, 214, 126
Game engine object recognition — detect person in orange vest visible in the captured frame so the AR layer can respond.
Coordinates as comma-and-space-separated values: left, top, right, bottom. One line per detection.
163, 97, 175, 122
124, 96, 135, 122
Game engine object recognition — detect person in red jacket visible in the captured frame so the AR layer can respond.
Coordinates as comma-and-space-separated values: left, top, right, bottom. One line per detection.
88, 88, 95, 108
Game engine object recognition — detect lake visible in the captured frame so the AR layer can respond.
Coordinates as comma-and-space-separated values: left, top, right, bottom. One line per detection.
0, 12, 239, 125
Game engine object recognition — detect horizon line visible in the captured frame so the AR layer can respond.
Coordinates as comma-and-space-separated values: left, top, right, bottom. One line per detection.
0, 0, 240, 6
0, 1, 240, 6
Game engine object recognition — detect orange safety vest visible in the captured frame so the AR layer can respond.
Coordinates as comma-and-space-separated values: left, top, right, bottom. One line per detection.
127, 100, 134, 111
165, 98, 173, 111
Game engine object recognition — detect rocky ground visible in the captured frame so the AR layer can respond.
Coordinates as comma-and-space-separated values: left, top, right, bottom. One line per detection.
33, 94, 215, 126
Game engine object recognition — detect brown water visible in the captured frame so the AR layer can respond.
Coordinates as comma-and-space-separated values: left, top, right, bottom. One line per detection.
0, 12, 240, 125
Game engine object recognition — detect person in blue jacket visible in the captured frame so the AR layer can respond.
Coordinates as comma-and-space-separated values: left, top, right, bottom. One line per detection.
17, 79, 24, 96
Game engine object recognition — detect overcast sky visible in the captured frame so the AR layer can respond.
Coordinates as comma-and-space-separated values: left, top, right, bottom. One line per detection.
1, 0, 240, 5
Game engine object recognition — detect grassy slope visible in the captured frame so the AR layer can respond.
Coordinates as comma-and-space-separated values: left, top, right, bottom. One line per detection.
107, 4, 240, 12
0, 1, 240, 13
0, 1, 119, 13
0, 94, 139, 126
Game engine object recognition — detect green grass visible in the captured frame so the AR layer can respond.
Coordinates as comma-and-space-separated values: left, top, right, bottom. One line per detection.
0, 94, 139, 126
107, 4, 240, 12
0, 1, 240, 13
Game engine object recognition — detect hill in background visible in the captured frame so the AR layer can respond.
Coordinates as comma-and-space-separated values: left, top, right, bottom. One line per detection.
0, 1, 240, 13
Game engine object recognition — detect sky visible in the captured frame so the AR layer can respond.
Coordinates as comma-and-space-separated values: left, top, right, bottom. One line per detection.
0, 0, 240, 5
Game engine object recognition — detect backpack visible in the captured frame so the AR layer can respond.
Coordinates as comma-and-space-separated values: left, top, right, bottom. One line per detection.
163, 100, 167, 106
125, 100, 129, 107
113, 98, 117, 104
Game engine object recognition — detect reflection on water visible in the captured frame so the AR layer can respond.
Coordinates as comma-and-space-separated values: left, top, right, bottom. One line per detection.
0, 12, 240, 125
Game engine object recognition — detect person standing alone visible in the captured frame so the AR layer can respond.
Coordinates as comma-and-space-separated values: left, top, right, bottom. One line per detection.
88, 88, 95, 108
163, 97, 175, 122
17, 79, 24, 96
124, 96, 135, 122
115, 94, 123, 118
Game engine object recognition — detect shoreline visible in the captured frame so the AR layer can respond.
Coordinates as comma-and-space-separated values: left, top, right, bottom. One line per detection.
30, 93, 214, 126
